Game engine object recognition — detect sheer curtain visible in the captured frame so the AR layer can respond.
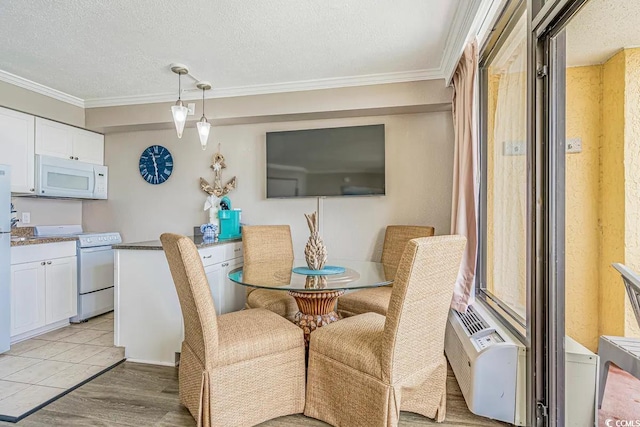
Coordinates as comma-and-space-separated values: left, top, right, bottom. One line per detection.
487, 35, 528, 318
450, 40, 478, 312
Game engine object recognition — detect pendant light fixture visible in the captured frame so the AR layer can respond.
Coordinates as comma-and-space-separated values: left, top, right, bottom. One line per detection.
196, 81, 212, 150
170, 63, 189, 139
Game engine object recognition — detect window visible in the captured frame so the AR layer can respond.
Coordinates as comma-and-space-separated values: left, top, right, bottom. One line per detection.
479, 14, 528, 330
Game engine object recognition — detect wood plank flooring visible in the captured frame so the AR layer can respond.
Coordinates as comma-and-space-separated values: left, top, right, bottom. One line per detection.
0, 362, 507, 426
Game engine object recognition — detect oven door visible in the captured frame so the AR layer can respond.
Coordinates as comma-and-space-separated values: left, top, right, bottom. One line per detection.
78, 246, 114, 294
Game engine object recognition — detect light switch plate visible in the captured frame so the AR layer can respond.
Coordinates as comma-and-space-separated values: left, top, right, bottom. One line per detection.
503, 141, 526, 156
21, 212, 30, 224
566, 138, 582, 153
187, 103, 196, 116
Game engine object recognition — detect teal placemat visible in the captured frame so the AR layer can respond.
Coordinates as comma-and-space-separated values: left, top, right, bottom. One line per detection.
292, 266, 346, 276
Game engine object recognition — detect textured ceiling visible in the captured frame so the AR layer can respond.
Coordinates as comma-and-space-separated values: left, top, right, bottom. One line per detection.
0, 0, 462, 104
567, 0, 640, 67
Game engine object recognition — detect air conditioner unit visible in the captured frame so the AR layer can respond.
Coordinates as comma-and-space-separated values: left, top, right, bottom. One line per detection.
444, 300, 527, 426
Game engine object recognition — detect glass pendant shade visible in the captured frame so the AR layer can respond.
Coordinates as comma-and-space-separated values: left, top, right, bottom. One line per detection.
197, 118, 211, 150
171, 101, 188, 139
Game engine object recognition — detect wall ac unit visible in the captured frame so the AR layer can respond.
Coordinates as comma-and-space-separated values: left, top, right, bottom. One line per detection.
444, 300, 526, 425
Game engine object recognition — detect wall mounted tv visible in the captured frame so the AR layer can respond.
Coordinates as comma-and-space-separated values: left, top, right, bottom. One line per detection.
266, 124, 385, 198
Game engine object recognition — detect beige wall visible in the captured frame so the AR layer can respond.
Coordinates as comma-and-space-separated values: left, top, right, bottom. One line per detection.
82, 112, 454, 260
85, 80, 452, 132
1, 80, 85, 227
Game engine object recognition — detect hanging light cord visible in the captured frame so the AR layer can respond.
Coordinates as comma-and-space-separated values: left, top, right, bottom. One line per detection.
178, 73, 182, 100
202, 88, 206, 118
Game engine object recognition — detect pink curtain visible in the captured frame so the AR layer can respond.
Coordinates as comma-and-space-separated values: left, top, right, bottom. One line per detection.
450, 40, 478, 312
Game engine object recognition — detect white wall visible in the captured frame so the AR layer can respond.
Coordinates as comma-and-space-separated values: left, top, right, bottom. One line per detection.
83, 112, 454, 261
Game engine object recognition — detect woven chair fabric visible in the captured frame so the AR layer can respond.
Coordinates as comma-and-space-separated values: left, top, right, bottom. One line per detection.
161, 233, 305, 427
304, 235, 466, 426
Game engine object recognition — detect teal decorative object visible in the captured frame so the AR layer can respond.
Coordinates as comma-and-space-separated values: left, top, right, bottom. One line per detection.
292, 266, 345, 276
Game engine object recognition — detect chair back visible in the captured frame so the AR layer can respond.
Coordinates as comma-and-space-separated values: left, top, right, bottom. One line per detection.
380, 235, 466, 383
613, 263, 640, 328
161, 233, 219, 368
242, 225, 294, 264
381, 225, 435, 267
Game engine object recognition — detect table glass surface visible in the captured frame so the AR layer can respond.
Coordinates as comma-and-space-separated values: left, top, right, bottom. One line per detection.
228, 258, 396, 292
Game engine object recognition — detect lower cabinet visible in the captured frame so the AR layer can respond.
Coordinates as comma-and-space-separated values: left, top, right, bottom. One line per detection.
10, 255, 77, 338
204, 257, 245, 315
45, 257, 78, 324
10, 261, 46, 336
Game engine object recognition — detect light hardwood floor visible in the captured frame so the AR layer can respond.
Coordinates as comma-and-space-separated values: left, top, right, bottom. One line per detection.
0, 362, 508, 426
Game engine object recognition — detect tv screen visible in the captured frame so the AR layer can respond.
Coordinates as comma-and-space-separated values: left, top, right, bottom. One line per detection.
266, 124, 385, 198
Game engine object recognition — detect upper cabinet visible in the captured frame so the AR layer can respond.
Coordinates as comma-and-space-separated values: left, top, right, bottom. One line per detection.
0, 107, 35, 194
35, 118, 104, 165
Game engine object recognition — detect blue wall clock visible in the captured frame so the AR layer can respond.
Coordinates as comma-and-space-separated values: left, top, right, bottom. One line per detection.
139, 145, 174, 185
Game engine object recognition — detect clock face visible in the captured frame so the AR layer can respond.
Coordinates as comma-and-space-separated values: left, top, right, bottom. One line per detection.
139, 145, 173, 185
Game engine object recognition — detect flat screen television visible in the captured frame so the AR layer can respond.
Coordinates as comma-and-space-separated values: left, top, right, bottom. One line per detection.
266, 124, 385, 198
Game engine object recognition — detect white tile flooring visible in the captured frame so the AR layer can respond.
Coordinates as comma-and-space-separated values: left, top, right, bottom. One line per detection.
0, 312, 124, 418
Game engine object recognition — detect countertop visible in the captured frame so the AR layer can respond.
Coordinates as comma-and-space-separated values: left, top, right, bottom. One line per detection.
9, 227, 78, 247
113, 236, 241, 251
10, 236, 78, 247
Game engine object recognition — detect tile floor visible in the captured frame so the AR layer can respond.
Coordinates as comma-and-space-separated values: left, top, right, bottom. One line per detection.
0, 312, 124, 419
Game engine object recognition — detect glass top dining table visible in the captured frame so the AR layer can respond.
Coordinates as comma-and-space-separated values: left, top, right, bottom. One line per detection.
228, 258, 397, 344
227, 258, 396, 292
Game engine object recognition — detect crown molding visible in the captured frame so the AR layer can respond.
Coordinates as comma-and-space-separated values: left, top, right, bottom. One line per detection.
83, 68, 444, 108
0, 69, 85, 108
440, 0, 484, 86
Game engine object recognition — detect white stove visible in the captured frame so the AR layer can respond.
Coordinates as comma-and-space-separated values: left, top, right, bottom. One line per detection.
35, 225, 122, 322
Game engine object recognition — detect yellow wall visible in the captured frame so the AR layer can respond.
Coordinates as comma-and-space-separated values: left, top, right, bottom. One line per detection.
599, 51, 626, 338
565, 65, 602, 351
622, 49, 640, 338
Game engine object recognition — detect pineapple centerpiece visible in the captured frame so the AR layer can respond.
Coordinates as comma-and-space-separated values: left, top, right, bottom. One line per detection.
304, 212, 327, 270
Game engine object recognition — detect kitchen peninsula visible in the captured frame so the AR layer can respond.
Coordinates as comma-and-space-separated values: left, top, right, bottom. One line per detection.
113, 236, 243, 365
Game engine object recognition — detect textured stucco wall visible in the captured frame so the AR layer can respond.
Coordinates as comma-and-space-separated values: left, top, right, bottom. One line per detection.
565, 66, 602, 351
623, 49, 640, 338
600, 50, 626, 337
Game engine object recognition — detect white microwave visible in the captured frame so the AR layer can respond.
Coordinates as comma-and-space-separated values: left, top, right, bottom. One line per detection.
36, 155, 108, 199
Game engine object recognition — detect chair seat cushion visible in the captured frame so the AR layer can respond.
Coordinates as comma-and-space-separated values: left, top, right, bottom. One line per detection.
337, 287, 393, 317
246, 289, 299, 319
310, 312, 385, 377
217, 308, 303, 366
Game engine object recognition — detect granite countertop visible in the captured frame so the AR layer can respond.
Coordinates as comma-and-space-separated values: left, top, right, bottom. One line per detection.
113, 236, 241, 251
10, 227, 78, 247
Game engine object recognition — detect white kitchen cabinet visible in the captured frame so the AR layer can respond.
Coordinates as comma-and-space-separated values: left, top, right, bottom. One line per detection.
10, 242, 78, 341
205, 262, 224, 315
72, 130, 104, 164
35, 117, 104, 165
204, 257, 245, 315
10, 261, 46, 336
0, 107, 35, 193
45, 257, 78, 324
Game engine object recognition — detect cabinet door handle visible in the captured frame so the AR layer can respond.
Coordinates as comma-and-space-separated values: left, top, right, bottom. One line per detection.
29, 188, 34, 192
46, 261, 52, 265
234, 248, 241, 252
69, 156, 74, 159
41, 261, 46, 266
203, 255, 212, 259
222, 262, 229, 267
74, 157, 79, 160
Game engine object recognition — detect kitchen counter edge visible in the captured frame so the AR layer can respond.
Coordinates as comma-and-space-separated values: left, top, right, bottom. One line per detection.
10, 236, 78, 247
113, 236, 242, 251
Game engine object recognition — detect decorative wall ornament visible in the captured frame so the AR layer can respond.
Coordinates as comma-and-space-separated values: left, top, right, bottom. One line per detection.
200, 150, 237, 226
304, 211, 327, 270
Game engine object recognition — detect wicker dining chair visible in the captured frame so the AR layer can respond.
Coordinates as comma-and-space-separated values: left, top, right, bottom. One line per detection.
304, 235, 466, 426
242, 225, 299, 320
338, 225, 435, 318
160, 233, 306, 427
